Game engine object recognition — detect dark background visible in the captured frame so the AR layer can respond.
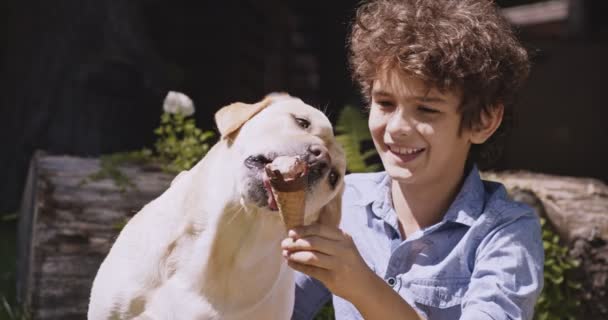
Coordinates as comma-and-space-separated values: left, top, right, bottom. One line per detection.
0, 0, 607, 216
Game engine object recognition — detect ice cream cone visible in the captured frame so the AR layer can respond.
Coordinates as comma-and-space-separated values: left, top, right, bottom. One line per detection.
264, 156, 308, 229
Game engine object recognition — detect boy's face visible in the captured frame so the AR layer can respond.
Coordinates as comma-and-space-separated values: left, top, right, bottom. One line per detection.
368, 71, 472, 187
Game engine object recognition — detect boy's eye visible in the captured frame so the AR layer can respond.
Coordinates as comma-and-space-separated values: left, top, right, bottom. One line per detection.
418, 106, 439, 113
376, 100, 395, 108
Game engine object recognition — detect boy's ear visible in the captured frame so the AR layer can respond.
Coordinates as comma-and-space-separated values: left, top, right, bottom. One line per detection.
470, 104, 504, 144
214, 97, 273, 140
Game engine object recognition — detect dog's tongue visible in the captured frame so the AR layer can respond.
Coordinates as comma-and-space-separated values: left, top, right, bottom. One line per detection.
263, 178, 279, 210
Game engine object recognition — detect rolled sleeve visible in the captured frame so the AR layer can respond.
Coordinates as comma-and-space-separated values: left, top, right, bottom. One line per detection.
462, 212, 544, 320
292, 271, 331, 320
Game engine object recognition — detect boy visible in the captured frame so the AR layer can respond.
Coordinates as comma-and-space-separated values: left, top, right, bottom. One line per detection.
282, 0, 544, 319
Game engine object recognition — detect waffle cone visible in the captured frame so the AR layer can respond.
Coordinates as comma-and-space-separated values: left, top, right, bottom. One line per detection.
273, 188, 306, 229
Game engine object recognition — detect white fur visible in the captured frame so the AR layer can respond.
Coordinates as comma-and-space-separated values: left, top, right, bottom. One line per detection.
88, 96, 345, 320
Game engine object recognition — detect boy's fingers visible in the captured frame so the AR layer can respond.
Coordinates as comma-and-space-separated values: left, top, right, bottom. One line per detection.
289, 222, 343, 241
286, 250, 334, 270
287, 261, 330, 283
281, 236, 337, 256
281, 237, 295, 248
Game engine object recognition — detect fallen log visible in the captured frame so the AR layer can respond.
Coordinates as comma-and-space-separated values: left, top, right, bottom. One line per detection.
17, 152, 173, 319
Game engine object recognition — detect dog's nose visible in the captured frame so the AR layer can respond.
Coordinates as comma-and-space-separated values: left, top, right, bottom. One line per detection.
306, 145, 330, 185
306, 144, 330, 165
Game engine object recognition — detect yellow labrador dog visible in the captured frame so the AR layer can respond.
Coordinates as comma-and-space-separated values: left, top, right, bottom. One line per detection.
88, 94, 346, 320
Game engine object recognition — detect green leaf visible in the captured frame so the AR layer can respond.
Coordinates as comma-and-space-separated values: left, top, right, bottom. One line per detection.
361, 149, 378, 161
335, 105, 380, 173
201, 131, 215, 141
534, 217, 582, 320
1, 213, 17, 223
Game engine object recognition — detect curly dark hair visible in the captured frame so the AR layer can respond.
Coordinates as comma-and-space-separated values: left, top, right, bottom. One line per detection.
348, 0, 530, 168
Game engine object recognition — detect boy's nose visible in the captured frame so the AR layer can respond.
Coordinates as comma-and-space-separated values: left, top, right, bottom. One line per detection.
386, 112, 414, 137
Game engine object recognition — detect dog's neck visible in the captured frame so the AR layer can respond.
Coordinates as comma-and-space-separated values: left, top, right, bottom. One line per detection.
200, 204, 289, 313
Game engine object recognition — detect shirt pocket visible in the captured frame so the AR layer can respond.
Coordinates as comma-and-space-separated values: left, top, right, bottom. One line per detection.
405, 277, 470, 309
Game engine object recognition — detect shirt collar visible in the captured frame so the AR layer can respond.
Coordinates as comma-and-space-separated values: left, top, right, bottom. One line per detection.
364, 165, 486, 228
354, 172, 391, 207
442, 166, 486, 226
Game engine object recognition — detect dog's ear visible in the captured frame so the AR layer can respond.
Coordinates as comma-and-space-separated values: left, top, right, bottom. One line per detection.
317, 186, 343, 228
214, 97, 273, 140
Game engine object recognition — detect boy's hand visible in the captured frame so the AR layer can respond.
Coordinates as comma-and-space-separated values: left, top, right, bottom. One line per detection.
281, 222, 374, 301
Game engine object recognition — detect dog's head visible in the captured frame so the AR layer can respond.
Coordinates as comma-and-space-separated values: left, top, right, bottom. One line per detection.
214, 94, 346, 226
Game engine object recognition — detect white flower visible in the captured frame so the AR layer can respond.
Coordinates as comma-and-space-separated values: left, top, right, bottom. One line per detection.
163, 91, 195, 116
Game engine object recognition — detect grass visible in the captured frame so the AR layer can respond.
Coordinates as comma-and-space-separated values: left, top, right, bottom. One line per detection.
0, 214, 26, 320
314, 301, 335, 319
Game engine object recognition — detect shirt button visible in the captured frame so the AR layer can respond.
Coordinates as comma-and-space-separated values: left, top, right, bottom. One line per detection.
386, 277, 396, 287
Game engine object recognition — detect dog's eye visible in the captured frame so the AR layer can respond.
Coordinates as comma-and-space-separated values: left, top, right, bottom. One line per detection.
328, 169, 340, 188
294, 117, 310, 129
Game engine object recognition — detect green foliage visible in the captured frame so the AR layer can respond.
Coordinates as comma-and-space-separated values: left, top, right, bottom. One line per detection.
86, 111, 215, 190
534, 218, 581, 320
154, 112, 215, 173
0, 296, 30, 320
335, 105, 381, 173
314, 300, 335, 320
0, 214, 16, 223
85, 149, 153, 191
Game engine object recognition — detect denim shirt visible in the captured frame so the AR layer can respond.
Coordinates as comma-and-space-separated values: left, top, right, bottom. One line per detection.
292, 167, 544, 320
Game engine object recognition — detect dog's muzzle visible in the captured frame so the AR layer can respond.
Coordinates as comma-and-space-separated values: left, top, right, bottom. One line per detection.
245, 144, 329, 169
244, 144, 330, 185
243, 144, 331, 209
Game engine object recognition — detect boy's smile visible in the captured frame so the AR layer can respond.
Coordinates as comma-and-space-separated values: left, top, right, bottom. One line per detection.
368, 70, 473, 188
386, 145, 425, 163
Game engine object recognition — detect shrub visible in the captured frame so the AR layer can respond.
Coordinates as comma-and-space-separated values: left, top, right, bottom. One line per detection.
87, 91, 215, 189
